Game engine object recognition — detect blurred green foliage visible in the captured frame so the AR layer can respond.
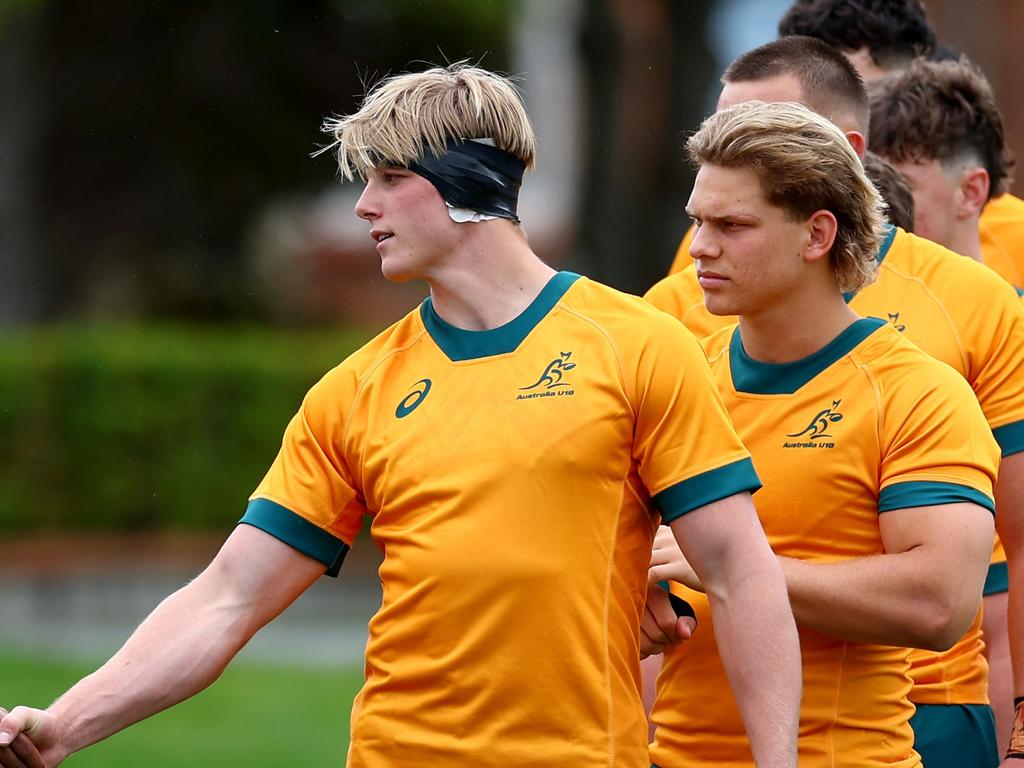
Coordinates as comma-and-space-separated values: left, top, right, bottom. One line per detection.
0, 325, 369, 531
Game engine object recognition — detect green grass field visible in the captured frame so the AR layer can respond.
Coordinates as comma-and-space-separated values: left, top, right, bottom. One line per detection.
1, 650, 364, 767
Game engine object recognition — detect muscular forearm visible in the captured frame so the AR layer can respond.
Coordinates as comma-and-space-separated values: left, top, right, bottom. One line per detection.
47, 568, 258, 758
779, 549, 982, 651
707, 554, 801, 767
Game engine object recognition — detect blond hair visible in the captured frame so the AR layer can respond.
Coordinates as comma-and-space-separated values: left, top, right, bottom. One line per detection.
322, 63, 536, 181
689, 100, 885, 293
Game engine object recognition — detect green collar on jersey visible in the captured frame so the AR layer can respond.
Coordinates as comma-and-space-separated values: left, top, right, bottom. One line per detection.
843, 223, 896, 303
421, 271, 582, 362
729, 317, 886, 395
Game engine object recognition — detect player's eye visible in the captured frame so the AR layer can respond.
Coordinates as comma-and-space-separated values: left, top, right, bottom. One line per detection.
379, 168, 406, 184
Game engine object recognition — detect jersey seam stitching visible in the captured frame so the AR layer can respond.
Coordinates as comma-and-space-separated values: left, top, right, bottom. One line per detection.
344, 328, 431, 500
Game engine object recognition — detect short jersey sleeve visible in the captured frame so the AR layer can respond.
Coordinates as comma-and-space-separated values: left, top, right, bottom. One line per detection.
629, 313, 760, 523
958, 272, 1024, 457
240, 366, 366, 576
878, 360, 1000, 514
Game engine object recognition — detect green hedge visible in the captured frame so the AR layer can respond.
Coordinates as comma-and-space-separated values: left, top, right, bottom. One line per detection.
0, 325, 370, 531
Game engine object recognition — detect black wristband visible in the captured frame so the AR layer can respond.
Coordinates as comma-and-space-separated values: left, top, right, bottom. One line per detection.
667, 592, 696, 623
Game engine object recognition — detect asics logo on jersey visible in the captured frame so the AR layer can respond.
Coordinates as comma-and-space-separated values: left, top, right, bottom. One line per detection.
887, 312, 906, 332
395, 378, 432, 418
783, 399, 843, 448
519, 352, 576, 391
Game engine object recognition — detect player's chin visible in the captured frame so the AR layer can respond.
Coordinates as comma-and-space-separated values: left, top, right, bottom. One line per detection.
702, 294, 741, 317
379, 259, 419, 284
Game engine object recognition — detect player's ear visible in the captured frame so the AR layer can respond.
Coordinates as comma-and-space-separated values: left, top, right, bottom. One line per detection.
956, 167, 989, 221
844, 131, 866, 159
803, 210, 838, 265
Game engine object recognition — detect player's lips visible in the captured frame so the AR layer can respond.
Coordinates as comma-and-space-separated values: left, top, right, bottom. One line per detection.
370, 228, 394, 251
697, 270, 728, 289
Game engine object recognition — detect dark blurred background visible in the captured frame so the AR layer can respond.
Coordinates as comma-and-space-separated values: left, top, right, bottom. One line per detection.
2, 3, 1023, 760
1, 0, 1021, 532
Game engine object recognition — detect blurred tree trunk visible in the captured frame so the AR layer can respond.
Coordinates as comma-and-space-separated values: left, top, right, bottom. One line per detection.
578, 0, 715, 294
0, 9, 43, 325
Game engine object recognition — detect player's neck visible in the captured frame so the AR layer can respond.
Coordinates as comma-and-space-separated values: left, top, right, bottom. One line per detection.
737, 289, 861, 364
947, 222, 983, 262
425, 226, 557, 331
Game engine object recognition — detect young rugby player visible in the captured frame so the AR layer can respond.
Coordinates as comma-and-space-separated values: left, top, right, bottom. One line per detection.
647, 99, 998, 768
776, 5, 1024, 749
777, 0, 1024, 288
0, 64, 801, 768
644, 37, 1024, 768
868, 58, 1024, 764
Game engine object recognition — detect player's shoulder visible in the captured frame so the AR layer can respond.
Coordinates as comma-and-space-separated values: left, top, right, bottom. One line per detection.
309, 304, 428, 400
884, 228, 1021, 312
982, 193, 1024, 228
887, 229, 1013, 291
566, 275, 706, 359
643, 265, 702, 314
856, 321, 977, 404
698, 322, 736, 364
567, 275, 684, 331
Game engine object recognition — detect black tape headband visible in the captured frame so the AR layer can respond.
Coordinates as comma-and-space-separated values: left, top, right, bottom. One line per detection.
409, 138, 526, 222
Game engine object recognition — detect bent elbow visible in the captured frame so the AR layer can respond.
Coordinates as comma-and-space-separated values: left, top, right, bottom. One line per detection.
914, 601, 974, 652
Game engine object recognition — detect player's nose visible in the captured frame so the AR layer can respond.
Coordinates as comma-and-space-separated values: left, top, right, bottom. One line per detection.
689, 224, 718, 261
355, 183, 379, 221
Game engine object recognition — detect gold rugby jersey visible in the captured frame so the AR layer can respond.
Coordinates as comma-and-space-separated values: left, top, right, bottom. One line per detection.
241, 272, 760, 768
649, 318, 999, 768
647, 226, 1024, 706
980, 193, 1024, 289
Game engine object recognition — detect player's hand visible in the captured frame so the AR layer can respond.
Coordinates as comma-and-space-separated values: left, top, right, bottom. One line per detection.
649, 525, 703, 592
640, 583, 696, 659
0, 707, 61, 768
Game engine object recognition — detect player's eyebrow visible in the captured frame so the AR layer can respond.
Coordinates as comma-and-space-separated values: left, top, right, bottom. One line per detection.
685, 208, 762, 224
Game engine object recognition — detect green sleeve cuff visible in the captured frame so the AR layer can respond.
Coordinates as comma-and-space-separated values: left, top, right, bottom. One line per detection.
654, 457, 761, 524
993, 421, 1024, 457
878, 481, 995, 515
239, 498, 349, 577
984, 561, 1009, 596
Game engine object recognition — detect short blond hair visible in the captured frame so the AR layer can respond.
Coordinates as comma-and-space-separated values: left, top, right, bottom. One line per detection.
689, 100, 885, 293
323, 63, 536, 181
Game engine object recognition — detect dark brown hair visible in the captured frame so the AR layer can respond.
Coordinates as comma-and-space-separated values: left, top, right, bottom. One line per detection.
868, 58, 1014, 199
724, 37, 869, 134
778, 0, 936, 67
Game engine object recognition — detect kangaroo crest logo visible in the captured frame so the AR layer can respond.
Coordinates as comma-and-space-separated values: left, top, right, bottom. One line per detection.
786, 399, 844, 444
520, 352, 576, 391
887, 312, 906, 333
395, 378, 431, 419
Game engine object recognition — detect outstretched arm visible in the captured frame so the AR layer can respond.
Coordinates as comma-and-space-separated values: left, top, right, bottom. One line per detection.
0, 525, 325, 767
668, 491, 801, 768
